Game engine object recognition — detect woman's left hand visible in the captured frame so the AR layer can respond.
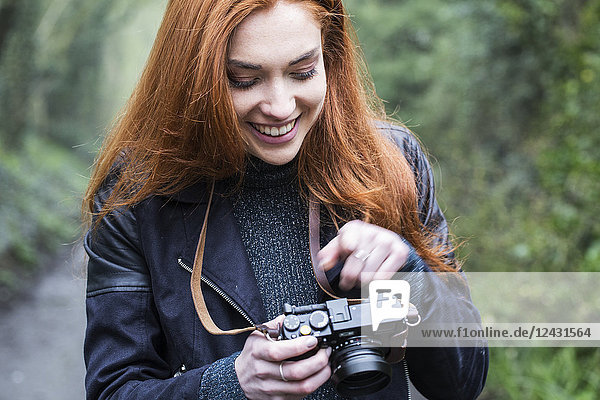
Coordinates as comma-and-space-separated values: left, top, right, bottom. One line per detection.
317, 220, 410, 291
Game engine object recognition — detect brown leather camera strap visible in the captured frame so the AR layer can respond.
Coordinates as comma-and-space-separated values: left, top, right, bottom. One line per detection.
308, 196, 342, 300
190, 181, 256, 335
190, 183, 407, 335
190, 181, 342, 335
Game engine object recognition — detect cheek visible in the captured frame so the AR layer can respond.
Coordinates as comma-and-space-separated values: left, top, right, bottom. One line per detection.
302, 77, 327, 112
231, 92, 255, 118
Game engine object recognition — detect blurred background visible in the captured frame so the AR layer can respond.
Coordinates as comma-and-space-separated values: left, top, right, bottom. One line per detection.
0, 0, 598, 398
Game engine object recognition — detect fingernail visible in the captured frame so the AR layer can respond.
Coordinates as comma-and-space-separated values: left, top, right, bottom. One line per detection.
305, 336, 318, 348
339, 280, 350, 291
319, 262, 331, 272
318, 257, 332, 270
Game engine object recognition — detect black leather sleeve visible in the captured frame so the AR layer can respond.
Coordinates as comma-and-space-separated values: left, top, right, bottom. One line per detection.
380, 123, 489, 400
84, 175, 150, 297
83, 176, 206, 400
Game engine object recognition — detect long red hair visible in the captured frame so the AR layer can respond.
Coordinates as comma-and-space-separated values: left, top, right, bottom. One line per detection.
83, 0, 457, 272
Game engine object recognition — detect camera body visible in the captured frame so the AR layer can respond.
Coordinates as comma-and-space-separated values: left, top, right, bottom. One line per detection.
279, 298, 409, 396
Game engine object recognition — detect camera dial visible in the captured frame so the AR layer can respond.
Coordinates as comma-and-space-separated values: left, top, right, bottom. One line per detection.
309, 310, 329, 330
283, 315, 300, 331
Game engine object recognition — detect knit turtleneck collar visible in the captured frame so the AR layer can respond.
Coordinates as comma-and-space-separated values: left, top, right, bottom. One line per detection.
241, 155, 298, 189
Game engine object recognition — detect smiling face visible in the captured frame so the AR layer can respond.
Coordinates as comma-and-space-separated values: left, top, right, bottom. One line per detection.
227, 1, 327, 165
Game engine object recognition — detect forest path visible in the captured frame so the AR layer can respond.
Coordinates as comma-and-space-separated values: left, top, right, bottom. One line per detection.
0, 244, 86, 400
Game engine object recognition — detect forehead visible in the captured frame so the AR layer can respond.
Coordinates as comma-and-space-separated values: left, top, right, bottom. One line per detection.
228, 1, 322, 65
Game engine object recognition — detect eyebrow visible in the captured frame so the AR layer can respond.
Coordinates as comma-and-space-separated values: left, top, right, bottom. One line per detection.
288, 47, 320, 66
228, 59, 261, 70
227, 47, 320, 70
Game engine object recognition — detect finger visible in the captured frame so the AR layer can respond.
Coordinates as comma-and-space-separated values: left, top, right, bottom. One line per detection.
364, 236, 410, 282
337, 220, 369, 252
262, 357, 332, 398
317, 236, 344, 271
371, 250, 409, 281
264, 314, 285, 329
370, 259, 401, 281
285, 362, 332, 397
339, 248, 373, 290
337, 219, 365, 235
276, 348, 330, 381
319, 221, 377, 272
357, 244, 392, 286
260, 336, 319, 362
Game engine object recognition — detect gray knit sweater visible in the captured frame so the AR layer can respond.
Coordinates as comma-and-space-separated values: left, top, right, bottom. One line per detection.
199, 157, 344, 399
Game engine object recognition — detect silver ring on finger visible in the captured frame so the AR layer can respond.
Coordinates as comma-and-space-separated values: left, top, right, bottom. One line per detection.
352, 249, 371, 262
279, 361, 288, 382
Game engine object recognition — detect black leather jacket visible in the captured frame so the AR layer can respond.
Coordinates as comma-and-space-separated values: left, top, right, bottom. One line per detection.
84, 124, 488, 399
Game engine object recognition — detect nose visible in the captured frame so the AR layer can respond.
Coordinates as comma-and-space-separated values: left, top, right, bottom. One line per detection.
259, 80, 296, 120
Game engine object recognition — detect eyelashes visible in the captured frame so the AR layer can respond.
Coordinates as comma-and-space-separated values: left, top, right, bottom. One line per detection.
291, 68, 318, 80
228, 68, 318, 90
228, 77, 258, 90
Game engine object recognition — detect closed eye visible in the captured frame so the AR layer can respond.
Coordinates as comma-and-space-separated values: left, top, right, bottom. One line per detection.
228, 75, 259, 90
291, 68, 318, 81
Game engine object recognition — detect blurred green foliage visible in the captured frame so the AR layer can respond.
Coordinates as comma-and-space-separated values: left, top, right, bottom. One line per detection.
346, 0, 600, 397
0, 135, 86, 300
346, 0, 600, 274
0, 0, 162, 302
0, 0, 598, 397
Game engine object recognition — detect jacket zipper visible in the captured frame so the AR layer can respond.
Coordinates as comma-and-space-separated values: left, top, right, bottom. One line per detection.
177, 257, 256, 327
403, 359, 412, 400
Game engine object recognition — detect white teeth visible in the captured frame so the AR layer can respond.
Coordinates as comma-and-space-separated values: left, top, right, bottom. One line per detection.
252, 119, 296, 137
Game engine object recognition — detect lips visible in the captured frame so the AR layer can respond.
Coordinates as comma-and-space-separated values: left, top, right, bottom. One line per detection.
250, 117, 298, 137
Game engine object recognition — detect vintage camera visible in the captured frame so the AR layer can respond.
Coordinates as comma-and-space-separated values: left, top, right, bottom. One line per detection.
279, 298, 409, 396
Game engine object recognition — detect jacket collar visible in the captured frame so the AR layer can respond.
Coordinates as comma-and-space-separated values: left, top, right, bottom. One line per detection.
172, 179, 232, 204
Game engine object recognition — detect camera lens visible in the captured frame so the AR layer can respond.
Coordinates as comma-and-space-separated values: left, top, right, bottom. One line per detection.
329, 337, 391, 396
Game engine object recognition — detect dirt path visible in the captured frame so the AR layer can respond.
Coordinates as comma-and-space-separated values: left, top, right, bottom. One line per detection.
0, 245, 86, 400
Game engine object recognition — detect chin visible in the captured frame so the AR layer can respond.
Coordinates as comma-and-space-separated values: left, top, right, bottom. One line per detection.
250, 148, 300, 166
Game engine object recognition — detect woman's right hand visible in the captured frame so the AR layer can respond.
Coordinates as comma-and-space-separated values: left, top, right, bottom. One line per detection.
235, 315, 332, 400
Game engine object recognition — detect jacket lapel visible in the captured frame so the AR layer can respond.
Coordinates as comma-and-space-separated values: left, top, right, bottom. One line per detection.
180, 181, 267, 325
200, 194, 267, 324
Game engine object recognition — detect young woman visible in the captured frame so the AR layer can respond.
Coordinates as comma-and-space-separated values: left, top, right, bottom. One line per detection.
83, 0, 488, 399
